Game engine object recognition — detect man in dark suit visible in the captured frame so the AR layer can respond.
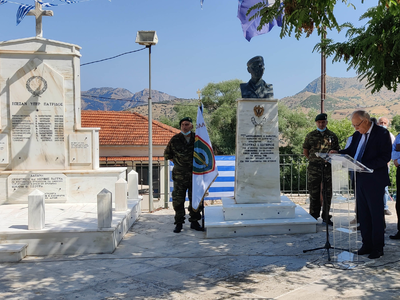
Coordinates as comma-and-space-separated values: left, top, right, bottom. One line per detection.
335, 110, 392, 259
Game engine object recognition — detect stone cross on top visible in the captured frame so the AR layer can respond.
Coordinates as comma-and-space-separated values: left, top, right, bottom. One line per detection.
27, 1, 54, 38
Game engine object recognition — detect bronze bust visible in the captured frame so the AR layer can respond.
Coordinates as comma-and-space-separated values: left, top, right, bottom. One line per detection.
240, 56, 274, 99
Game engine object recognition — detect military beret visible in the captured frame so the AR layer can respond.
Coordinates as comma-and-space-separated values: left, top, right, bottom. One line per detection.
179, 117, 193, 126
315, 113, 327, 122
247, 56, 264, 67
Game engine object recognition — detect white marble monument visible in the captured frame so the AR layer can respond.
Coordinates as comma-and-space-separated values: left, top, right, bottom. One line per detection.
0, 4, 141, 258
205, 98, 317, 238
0, 5, 126, 205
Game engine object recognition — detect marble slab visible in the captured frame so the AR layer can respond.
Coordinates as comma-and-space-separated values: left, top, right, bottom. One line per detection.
205, 204, 317, 239
69, 133, 92, 164
0, 244, 27, 262
0, 199, 141, 255
222, 195, 296, 221
0, 134, 9, 165
235, 99, 281, 204
10, 58, 66, 170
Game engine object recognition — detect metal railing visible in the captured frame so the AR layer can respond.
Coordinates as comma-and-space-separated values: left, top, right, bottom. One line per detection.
100, 154, 397, 200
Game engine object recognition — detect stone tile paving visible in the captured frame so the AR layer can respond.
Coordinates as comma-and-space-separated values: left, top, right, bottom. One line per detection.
0, 201, 399, 299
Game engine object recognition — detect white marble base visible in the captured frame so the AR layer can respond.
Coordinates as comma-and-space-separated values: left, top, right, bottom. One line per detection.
0, 244, 27, 262
0, 168, 126, 204
223, 195, 296, 221
205, 204, 317, 239
0, 199, 141, 256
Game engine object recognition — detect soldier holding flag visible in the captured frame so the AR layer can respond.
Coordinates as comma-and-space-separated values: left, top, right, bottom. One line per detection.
164, 117, 204, 233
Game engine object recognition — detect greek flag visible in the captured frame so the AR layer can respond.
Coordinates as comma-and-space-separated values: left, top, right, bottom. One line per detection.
59, 0, 78, 4
237, 0, 283, 41
0, 0, 7, 6
39, 1, 57, 7
192, 104, 218, 210
169, 156, 234, 202
16, 4, 34, 25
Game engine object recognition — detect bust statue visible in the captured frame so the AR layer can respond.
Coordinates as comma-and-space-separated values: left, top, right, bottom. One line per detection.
240, 56, 274, 99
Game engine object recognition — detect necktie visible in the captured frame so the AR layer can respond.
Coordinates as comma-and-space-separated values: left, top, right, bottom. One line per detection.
356, 133, 369, 162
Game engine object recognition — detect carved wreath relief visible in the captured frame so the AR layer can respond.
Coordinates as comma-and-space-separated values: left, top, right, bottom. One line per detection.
26, 76, 47, 97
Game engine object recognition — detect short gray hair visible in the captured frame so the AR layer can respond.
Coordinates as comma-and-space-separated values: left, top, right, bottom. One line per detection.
351, 110, 371, 121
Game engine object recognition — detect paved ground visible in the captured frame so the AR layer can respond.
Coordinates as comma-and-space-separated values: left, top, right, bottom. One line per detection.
0, 201, 400, 300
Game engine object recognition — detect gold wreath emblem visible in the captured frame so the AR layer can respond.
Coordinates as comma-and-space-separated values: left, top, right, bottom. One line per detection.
253, 105, 264, 117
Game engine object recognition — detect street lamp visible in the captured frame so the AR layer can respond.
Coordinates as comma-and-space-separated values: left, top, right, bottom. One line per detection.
135, 31, 158, 212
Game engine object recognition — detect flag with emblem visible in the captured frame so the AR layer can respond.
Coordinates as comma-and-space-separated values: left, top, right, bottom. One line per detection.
192, 103, 218, 211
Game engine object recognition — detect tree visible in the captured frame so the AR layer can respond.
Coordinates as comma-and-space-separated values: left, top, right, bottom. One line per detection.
325, 5, 400, 93
391, 115, 400, 132
159, 101, 197, 129
250, 1, 400, 93
201, 79, 243, 155
160, 79, 243, 155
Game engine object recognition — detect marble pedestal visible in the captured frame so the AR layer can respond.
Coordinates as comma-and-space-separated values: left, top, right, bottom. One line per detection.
205, 196, 316, 238
204, 98, 317, 238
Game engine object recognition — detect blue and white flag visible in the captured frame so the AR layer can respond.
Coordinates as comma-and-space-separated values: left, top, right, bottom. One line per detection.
16, 4, 34, 25
192, 103, 218, 210
237, 0, 283, 41
0, 0, 7, 6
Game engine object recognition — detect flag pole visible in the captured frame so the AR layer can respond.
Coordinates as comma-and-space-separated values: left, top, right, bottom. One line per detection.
196, 89, 205, 229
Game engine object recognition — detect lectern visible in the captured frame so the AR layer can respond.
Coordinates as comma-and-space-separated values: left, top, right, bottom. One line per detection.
319, 153, 372, 263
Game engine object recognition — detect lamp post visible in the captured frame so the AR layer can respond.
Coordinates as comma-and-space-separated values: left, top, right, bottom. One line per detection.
135, 31, 158, 212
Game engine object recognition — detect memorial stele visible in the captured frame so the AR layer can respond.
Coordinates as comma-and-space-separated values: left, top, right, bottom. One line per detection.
204, 56, 316, 238
0, 3, 126, 204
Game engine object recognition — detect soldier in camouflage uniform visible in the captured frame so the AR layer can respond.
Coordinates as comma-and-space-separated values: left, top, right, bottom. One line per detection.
164, 117, 203, 233
303, 113, 340, 225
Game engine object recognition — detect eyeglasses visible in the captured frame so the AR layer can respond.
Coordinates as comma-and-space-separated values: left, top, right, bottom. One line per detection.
352, 119, 364, 128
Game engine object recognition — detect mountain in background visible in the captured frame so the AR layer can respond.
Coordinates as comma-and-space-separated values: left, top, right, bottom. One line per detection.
281, 76, 400, 118
81, 87, 176, 111
81, 76, 400, 120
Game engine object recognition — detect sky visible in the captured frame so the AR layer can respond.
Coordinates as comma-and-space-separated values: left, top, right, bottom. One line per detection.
0, 0, 377, 100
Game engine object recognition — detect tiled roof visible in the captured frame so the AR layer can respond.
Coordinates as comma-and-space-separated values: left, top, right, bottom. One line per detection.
100, 156, 165, 161
81, 110, 180, 146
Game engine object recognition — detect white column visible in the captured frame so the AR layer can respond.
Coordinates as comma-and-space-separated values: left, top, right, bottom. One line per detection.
127, 170, 139, 199
97, 188, 112, 228
115, 178, 127, 211
28, 189, 45, 230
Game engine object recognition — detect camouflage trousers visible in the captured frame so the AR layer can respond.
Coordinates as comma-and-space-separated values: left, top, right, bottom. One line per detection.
172, 169, 202, 225
308, 162, 333, 220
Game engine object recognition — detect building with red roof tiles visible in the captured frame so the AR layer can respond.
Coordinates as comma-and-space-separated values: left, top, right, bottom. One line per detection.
81, 110, 180, 210
81, 110, 179, 161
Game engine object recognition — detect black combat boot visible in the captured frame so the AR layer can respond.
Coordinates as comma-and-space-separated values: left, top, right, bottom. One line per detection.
190, 221, 204, 231
173, 223, 183, 233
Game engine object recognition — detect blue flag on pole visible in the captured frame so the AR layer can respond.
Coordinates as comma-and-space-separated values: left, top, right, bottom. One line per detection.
192, 104, 218, 211
237, 0, 283, 41
0, 0, 7, 6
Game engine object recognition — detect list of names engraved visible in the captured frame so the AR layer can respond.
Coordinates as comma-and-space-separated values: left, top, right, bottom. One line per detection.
8, 173, 67, 201
239, 134, 278, 163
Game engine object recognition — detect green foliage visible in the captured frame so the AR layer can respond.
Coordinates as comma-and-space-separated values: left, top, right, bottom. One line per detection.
250, 1, 400, 94
159, 79, 243, 155
201, 79, 243, 155
391, 115, 400, 132
326, 117, 354, 149
324, 5, 400, 93
278, 103, 316, 154
249, 0, 351, 39
159, 101, 198, 130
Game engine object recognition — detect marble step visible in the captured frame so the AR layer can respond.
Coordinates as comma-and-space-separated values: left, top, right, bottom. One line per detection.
222, 195, 296, 221
0, 244, 28, 262
205, 205, 317, 239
